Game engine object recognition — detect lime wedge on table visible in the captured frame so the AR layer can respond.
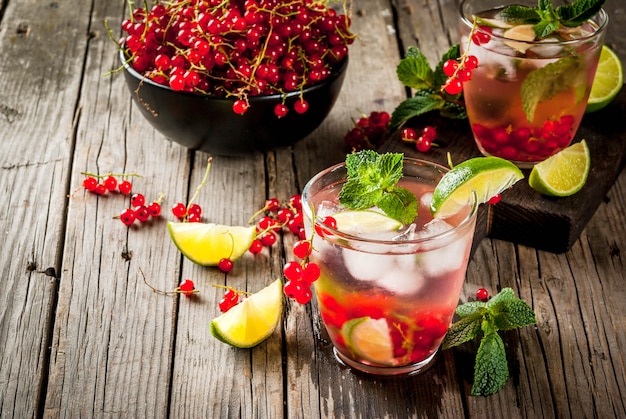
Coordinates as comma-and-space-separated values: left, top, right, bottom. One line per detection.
430, 157, 524, 218
341, 317, 395, 366
586, 45, 623, 113
210, 279, 282, 348
332, 210, 402, 233
529, 140, 590, 197
168, 221, 255, 266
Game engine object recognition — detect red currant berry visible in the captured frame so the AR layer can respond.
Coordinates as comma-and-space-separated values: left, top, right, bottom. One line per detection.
283, 261, 303, 281
283, 280, 303, 299
302, 262, 320, 284
293, 99, 309, 114
218, 258, 234, 273
260, 231, 277, 247
94, 183, 107, 195
476, 288, 489, 302
401, 127, 417, 142
147, 202, 161, 217
276, 208, 292, 223
103, 176, 118, 191
219, 297, 237, 312
258, 216, 277, 230
464, 55, 479, 70
293, 240, 312, 259
487, 194, 501, 205
172, 202, 187, 219
232, 99, 249, 115
120, 208, 136, 226
249, 239, 264, 254
187, 212, 202, 223
131, 193, 145, 207
472, 26, 492, 45
83, 176, 98, 191
444, 78, 463, 95
118, 180, 133, 195
457, 69, 473, 82
265, 198, 280, 212
187, 203, 202, 217
442, 59, 459, 77
416, 136, 432, 153
274, 103, 288, 118
178, 279, 195, 297
223, 288, 239, 303
135, 206, 150, 222
294, 287, 313, 304
289, 194, 302, 211
421, 126, 437, 141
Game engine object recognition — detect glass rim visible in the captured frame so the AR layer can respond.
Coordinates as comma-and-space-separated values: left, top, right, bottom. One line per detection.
301, 157, 478, 247
459, 0, 608, 46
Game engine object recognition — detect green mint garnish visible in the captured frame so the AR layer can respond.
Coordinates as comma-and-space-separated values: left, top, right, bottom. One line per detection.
442, 288, 537, 396
521, 55, 584, 121
338, 150, 418, 225
500, 0, 605, 38
390, 45, 467, 130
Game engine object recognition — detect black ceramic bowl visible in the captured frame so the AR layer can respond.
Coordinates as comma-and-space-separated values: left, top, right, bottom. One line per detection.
121, 50, 348, 155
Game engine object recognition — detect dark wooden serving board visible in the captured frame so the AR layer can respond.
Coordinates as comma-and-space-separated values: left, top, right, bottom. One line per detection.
380, 87, 626, 253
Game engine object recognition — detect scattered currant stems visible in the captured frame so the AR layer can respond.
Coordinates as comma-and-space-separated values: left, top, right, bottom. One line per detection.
211, 283, 252, 296
80, 171, 143, 179
186, 156, 213, 210
139, 267, 199, 296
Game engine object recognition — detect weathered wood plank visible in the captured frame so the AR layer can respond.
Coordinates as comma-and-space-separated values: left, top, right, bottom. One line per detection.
44, 1, 189, 417
0, 0, 93, 416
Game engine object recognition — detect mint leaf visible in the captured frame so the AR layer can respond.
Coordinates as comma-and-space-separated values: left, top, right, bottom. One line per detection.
455, 300, 487, 318
500, 5, 540, 23
521, 56, 582, 121
442, 311, 483, 349
396, 46, 434, 90
389, 94, 445, 130
486, 287, 514, 307
376, 186, 418, 225
338, 151, 417, 224
492, 299, 537, 331
472, 332, 508, 396
557, 0, 605, 27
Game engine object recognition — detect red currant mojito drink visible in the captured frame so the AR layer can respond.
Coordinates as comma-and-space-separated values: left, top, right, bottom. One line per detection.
460, 0, 607, 167
302, 159, 477, 375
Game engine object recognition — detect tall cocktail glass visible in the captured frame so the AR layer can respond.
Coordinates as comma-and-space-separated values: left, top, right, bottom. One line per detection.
460, 0, 608, 168
302, 158, 478, 376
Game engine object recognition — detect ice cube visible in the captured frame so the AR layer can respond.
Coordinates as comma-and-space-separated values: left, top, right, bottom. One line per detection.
420, 192, 433, 209
418, 236, 471, 279
316, 200, 342, 218
342, 248, 394, 282
528, 38, 563, 57
377, 266, 425, 295
464, 35, 518, 80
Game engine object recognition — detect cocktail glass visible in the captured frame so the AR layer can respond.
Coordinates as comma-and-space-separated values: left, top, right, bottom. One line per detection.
301, 158, 478, 376
460, 0, 608, 168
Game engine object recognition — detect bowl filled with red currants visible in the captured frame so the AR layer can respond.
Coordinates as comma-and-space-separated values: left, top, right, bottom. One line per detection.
118, 0, 353, 155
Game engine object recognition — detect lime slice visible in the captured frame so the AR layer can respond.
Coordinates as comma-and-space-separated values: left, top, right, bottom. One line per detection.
528, 140, 590, 197
331, 210, 403, 234
341, 316, 395, 366
503, 24, 536, 53
210, 279, 283, 348
474, 16, 513, 30
586, 45, 624, 113
168, 221, 256, 266
430, 156, 524, 218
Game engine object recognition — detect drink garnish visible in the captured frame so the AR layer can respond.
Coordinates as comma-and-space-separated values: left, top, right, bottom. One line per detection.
586, 45, 624, 113
430, 156, 524, 218
442, 288, 537, 396
529, 139, 590, 196
339, 150, 418, 225
499, 0, 606, 39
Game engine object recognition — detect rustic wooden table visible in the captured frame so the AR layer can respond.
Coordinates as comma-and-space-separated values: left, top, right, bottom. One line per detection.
1, 0, 624, 417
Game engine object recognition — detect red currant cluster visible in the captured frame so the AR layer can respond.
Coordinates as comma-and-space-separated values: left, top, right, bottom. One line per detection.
140, 268, 198, 298
282, 240, 320, 304
216, 286, 250, 312
119, 193, 164, 226
120, 0, 354, 116
82, 173, 135, 195
248, 194, 306, 250
343, 111, 391, 151
171, 201, 203, 222
400, 125, 437, 152
441, 54, 479, 95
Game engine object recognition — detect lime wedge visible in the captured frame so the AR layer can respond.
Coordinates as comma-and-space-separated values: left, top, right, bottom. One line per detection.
503, 24, 536, 53
528, 140, 590, 197
168, 221, 256, 266
586, 45, 624, 113
341, 316, 395, 366
430, 156, 524, 218
331, 210, 403, 234
210, 279, 283, 348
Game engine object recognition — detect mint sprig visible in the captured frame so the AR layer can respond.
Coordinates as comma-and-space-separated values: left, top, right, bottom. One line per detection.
442, 288, 537, 396
338, 150, 418, 224
500, 0, 606, 38
390, 45, 467, 130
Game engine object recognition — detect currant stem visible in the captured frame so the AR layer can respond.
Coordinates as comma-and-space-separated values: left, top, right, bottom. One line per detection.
211, 284, 252, 296
187, 156, 213, 209
80, 171, 143, 179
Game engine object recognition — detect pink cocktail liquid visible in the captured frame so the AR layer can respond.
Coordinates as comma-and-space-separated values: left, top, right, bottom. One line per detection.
303, 161, 477, 376
460, 6, 606, 167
